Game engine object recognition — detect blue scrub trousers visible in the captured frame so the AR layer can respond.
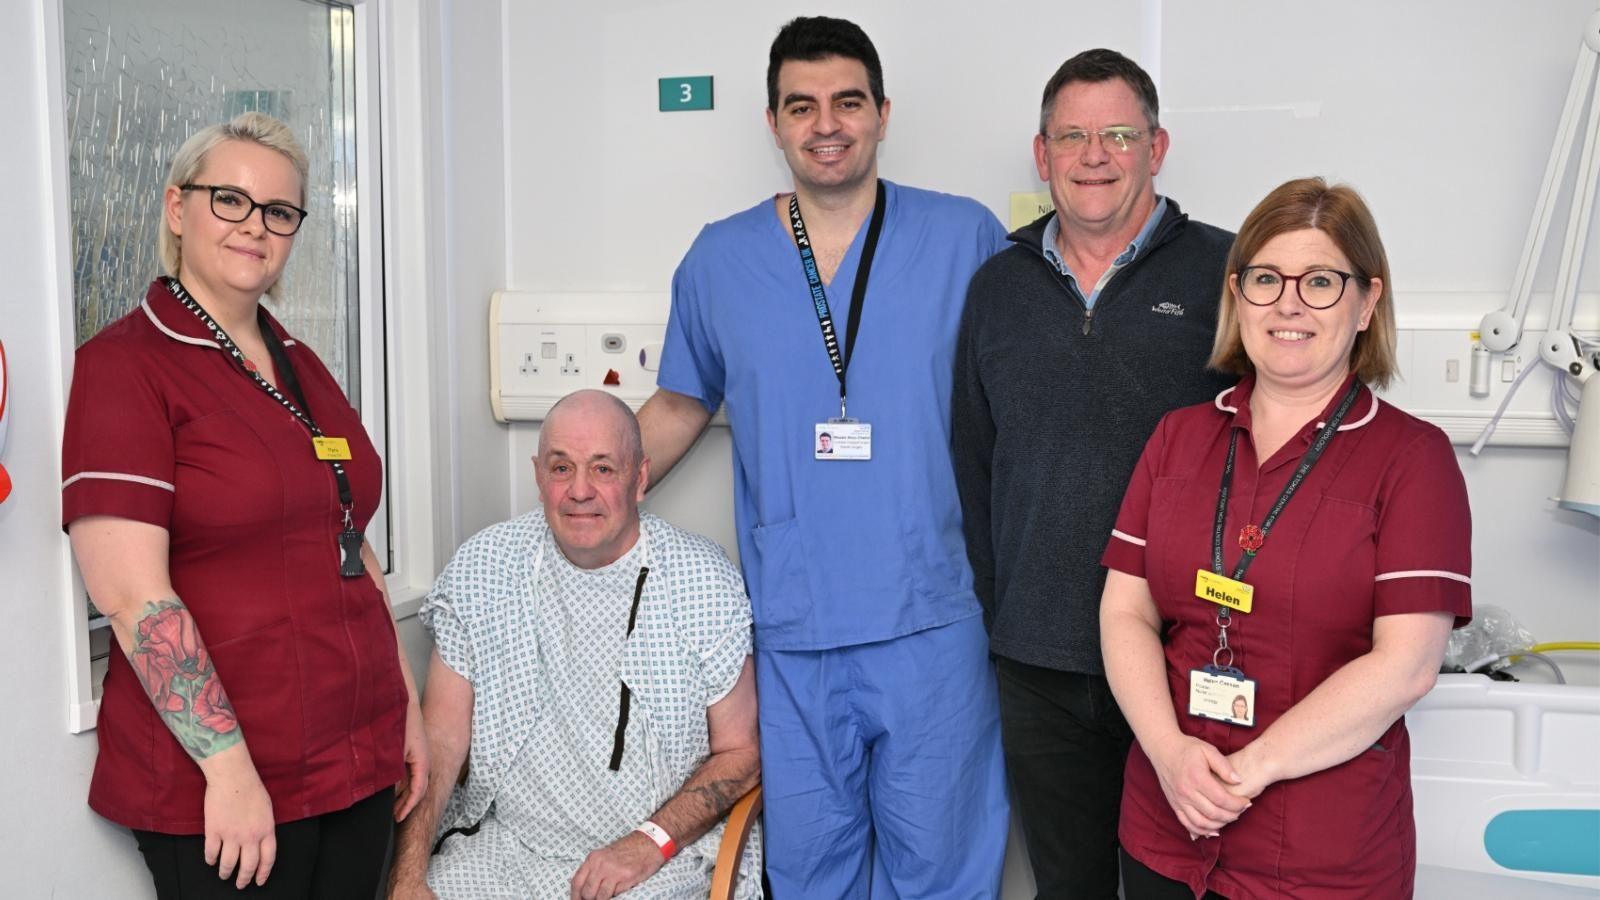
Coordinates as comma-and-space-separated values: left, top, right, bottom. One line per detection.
756, 615, 1009, 899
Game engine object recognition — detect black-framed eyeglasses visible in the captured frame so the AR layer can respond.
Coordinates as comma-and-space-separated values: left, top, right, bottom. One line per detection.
1237, 265, 1358, 310
1042, 126, 1149, 154
181, 184, 308, 236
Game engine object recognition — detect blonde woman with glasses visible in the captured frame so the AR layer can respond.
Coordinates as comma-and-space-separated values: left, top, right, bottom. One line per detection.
62, 112, 426, 898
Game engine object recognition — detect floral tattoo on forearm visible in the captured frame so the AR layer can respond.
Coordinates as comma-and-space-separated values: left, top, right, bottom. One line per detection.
128, 598, 242, 759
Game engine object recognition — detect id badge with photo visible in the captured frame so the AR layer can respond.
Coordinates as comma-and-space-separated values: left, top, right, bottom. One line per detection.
815, 420, 871, 460
1188, 666, 1257, 728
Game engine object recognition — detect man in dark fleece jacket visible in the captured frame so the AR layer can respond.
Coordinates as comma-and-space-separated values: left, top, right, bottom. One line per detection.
952, 49, 1235, 899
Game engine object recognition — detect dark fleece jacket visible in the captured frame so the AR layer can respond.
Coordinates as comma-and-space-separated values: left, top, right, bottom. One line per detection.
952, 199, 1237, 674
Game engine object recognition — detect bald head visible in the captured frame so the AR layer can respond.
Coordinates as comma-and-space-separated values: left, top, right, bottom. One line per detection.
539, 390, 643, 468
535, 390, 650, 569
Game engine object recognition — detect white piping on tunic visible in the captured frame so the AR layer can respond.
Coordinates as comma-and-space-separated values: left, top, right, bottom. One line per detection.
1110, 529, 1147, 547
142, 300, 300, 351
1215, 384, 1379, 431
141, 301, 221, 349
1320, 396, 1380, 432
62, 471, 176, 492
1374, 569, 1471, 585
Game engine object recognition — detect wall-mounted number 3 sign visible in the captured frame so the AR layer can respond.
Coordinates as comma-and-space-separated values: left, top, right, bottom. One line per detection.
659, 76, 713, 112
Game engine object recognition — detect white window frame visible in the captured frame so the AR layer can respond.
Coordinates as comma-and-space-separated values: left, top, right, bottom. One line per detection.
44, 0, 447, 733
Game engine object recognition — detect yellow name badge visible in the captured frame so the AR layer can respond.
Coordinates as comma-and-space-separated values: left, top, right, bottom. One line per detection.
1195, 569, 1253, 614
312, 436, 353, 461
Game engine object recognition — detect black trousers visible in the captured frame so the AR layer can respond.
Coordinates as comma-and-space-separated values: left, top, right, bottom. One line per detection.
1120, 848, 1228, 900
996, 657, 1134, 900
133, 786, 394, 899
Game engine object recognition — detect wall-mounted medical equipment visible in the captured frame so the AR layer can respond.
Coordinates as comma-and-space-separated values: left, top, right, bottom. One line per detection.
489, 292, 670, 422
1473, 10, 1600, 516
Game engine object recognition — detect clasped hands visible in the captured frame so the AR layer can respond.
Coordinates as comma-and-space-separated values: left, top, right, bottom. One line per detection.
1148, 733, 1275, 840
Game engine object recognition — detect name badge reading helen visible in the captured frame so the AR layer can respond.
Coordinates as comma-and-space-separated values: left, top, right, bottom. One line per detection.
313, 436, 353, 461
1195, 569, 1253, 614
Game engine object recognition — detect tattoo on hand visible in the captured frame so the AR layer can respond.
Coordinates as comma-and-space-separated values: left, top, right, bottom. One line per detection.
129, 598, 242, 760
685, 777, 743, 817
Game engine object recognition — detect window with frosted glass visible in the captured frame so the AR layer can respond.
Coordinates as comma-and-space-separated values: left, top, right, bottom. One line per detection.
63, 0, 361, 397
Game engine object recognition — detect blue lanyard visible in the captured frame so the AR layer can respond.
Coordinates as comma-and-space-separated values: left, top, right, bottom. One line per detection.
787, 179, 886, 418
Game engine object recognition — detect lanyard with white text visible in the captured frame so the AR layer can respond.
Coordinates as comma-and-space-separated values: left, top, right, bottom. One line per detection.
788, 179, 886, 419
165, 276, 365, 578
1207, 379, 1362, 661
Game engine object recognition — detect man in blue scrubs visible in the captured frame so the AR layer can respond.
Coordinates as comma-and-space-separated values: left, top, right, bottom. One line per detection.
637, 16, 1009, 899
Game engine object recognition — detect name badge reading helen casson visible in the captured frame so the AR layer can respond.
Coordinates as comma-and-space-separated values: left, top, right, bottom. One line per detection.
1195, 569, 1253, 614
313, 436, 353, 461
1189, 668, 1256, 728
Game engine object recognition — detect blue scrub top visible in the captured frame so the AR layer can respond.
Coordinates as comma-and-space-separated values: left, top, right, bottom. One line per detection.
659, 180, 1008, 651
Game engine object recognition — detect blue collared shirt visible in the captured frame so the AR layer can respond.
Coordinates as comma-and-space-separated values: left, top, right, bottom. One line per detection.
1041, 195, 1168, 309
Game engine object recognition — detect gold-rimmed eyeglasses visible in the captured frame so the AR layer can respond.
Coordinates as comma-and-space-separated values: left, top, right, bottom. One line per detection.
1042, 126, 1149, 155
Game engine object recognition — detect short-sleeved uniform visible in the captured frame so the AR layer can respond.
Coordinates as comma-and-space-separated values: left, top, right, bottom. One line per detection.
658, 181, 1010, 898
420, 511, 758, 900
61, 278, 406, 833
1101, 375, 1472, 899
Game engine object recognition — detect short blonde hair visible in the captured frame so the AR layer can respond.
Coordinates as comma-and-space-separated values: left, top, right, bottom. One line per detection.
159, 112, 309, 296
1209, 177, 1399, 389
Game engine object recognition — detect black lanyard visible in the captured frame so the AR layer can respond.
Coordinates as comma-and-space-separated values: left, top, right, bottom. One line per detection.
608, 566, 650, 772
165, 277, 365, 578
788, 179, 886, 419
1212, 378, 1363, 583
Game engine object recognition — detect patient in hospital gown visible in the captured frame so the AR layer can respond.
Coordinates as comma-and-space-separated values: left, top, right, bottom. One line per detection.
386, 391, 761, 900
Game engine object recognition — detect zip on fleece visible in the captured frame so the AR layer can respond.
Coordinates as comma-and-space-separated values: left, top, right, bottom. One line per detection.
1011, 209, 1186, 339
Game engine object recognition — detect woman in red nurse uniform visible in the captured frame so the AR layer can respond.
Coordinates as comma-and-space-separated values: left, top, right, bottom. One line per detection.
1101, 177, 1472, 899
62, 112, 427, 898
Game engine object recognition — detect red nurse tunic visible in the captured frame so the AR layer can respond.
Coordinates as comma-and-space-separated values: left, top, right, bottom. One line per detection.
61, 278, 407, 834
1102, 374, 1472, 899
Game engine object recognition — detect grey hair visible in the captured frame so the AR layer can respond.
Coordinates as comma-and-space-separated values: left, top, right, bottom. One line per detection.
159, 112, 309, 297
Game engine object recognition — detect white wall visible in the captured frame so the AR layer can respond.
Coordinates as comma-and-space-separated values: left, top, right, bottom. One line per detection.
0, 2, 154, 893
437, 0, 512, 546
498, 0, 1599, 660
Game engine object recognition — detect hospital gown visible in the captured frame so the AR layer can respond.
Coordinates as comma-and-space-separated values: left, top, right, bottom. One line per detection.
420, 511, 759, 899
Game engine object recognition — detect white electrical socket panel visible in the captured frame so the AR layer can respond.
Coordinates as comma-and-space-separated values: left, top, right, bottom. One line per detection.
490, 292, 671, 422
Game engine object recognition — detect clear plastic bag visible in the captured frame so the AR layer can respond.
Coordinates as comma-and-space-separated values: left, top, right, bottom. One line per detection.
1443, 604, 1535, 672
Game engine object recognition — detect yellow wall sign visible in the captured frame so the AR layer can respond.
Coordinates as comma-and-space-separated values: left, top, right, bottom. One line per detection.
1009, 191, 1054, 230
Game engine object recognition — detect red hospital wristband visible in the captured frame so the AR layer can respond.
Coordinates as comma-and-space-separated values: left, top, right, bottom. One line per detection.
635, 820, 677, 860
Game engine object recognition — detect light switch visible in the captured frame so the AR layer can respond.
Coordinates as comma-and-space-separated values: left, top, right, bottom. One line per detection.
1501, 359, 1516, 383
1445, 359, 1459, 383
